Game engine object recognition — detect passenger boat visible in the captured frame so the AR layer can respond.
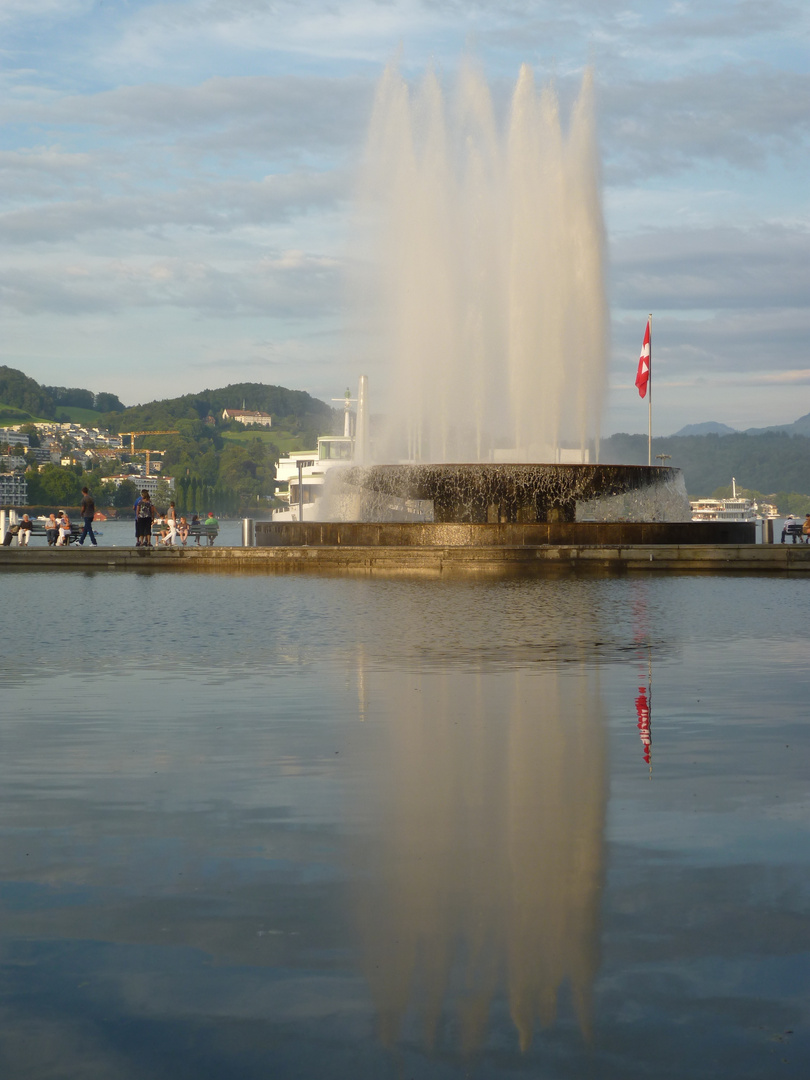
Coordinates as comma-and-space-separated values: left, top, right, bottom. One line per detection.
690, 479, 758, 522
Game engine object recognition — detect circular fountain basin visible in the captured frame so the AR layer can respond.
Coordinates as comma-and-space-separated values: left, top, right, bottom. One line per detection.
323, 463, 688, 524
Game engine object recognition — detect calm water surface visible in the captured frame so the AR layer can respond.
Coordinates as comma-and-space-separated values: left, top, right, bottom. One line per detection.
0, 572, 808, 1078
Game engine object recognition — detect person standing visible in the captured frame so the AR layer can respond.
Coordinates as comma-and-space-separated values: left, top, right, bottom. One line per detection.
135, 491, 155, 547
162, 500, 178, 546
78, 486, 98, 546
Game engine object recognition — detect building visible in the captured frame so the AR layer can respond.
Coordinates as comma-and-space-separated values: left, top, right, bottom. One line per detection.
0, 429, 30, 451
108, 474, 175, 497
222, 408, 272, 427
0, 473, 28, 506
0, 456, 27, 472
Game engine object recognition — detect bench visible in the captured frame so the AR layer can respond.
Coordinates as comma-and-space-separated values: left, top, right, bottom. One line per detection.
188, 524, 219, 545
157, 523, 219, 546
781, 522, 809, 543
3, 522, 84, 546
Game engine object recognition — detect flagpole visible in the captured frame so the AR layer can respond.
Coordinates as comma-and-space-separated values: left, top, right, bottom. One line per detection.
647, 313, 652, 466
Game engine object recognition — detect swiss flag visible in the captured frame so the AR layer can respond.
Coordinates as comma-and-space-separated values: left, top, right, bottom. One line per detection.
635, 319, 650, 398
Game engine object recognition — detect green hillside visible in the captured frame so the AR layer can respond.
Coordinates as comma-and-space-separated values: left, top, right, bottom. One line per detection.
0, 365, 125, 421
107, 382, 333, 442
55, 406, 106, 425
601, 431, 810, 501
8, 372, 338, 515
0, 402, 47, 424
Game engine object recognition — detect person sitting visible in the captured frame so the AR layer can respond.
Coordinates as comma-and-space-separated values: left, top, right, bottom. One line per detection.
56, 511, 71, 546
803, 514, 810, 543
45, 513, 59, 546
177, 516, 189, 546
17, 514, 33, 546
203, 511, 219, 545
191, 514, 201, 545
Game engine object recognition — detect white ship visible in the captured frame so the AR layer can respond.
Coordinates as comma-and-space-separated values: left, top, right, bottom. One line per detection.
690, 479, 759, 522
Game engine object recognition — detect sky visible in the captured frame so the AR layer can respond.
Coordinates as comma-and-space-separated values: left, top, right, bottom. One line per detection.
1, 0, 808, 437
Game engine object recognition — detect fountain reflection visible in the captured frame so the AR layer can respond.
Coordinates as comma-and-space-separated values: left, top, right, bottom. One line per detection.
352, 664, 607, 1053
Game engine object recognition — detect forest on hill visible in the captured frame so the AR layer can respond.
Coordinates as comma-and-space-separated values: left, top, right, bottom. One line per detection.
2, 368, 338, 514
105, 383, 333, 438
601, 431, 810, 507
0, 365, 124, 421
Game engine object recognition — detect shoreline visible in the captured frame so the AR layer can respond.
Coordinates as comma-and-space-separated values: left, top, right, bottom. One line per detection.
3, 543, 810, 576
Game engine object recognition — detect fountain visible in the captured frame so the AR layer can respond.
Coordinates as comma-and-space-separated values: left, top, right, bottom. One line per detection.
357, 59, 608, 463
255, 62, 755, 554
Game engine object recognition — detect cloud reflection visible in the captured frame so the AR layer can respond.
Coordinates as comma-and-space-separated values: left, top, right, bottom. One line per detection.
351, 664, 607, 1053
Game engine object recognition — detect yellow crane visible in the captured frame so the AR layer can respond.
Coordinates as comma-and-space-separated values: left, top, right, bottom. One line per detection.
129, 447, 167, 473
120, 430, 179, 454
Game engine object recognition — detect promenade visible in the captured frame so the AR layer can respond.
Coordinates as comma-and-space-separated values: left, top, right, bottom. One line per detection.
3, 543, 810, 576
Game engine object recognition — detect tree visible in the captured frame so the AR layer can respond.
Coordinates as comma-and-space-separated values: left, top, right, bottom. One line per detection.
19, 423, 41, 448
35, 464, 83, 505
153, 478, 172, 509
113, 479, 140, 508
94, 392, 125, 413
0, 365, 56, 419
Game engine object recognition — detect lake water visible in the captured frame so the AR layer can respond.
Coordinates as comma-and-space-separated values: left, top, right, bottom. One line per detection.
0, 571, 808, 1078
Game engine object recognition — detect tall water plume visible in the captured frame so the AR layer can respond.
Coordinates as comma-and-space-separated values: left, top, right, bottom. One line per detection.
356, 60, 608, 463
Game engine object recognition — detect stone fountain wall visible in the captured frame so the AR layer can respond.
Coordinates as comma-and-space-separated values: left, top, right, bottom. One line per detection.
319, 463, 691, 524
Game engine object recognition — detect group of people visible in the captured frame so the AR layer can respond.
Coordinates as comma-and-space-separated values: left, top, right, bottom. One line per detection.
780, 513, 810, 543
15, 487, 98, 547
133, 490, 218, 546
11, 487, 219, 548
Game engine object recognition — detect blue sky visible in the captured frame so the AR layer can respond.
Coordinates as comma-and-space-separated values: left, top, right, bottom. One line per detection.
1, 0, 808, 435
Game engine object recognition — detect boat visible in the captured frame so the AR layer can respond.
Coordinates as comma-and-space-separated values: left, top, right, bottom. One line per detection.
690, 479, 758, 523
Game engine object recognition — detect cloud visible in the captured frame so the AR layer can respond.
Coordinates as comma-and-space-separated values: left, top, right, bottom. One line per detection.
5, 75, 373, 158
611, 223, 810, 313
0, 170, 349, 243
0, 249, 344, 317
601, 66, 810, 181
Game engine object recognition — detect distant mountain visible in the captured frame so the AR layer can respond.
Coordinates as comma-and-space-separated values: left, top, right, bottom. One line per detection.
671, 421, 737, 437
744, 413, 810, 437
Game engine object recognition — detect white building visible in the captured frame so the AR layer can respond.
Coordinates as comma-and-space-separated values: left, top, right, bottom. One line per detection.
222, 408, 273, 427
0, 473, 28, 506
0, 429, 30, 448
108, 474, 175, 496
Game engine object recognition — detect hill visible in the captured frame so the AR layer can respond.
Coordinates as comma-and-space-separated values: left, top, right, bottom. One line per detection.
106, 383, 333, 445
744, 412, 810, 438
671, 421, 736, 437
600, 430, 810, 499
0, 365, 124, 421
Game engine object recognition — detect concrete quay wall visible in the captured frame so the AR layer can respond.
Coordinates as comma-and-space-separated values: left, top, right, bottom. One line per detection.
254, 520, 757, 547
2, 542, 810, 576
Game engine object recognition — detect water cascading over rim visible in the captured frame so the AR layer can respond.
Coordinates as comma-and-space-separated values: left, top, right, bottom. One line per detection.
320, 463, 690, 523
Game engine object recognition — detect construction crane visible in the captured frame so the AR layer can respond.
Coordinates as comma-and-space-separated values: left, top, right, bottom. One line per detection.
128, 447, 167, 473
121, 431, 179, 454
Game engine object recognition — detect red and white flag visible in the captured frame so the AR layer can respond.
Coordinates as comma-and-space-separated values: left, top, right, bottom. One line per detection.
635, 318, 650, 398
